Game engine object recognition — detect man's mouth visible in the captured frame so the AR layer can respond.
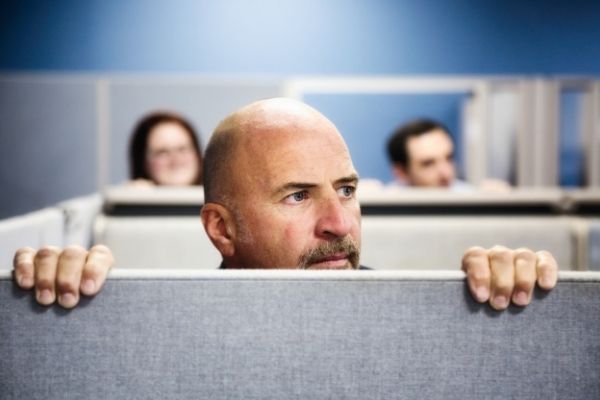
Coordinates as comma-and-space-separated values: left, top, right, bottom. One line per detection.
298, 238, 360, 270
306, 253, 351, 270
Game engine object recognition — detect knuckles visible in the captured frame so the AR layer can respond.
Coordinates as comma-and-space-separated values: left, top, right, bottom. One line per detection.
512, 248, 536, 263
58, 245, 87, 263
35, 246, 60, 261
488, 246, 513, 266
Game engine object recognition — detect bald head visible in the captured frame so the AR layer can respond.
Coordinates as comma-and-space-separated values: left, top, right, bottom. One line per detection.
203, 98, 344, 204
200, 98, 361, 269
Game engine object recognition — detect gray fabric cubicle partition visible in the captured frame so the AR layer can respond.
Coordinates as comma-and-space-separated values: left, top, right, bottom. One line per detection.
1, 270, 599, 399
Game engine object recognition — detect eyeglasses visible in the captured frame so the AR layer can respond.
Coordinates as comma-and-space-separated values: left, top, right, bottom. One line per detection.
147, 145, 195, 162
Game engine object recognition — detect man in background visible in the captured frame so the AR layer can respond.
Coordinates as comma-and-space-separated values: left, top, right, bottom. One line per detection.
387, 118, 509, 190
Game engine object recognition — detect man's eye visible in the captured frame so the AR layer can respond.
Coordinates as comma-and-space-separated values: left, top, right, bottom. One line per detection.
338, 186, 355, 198
285, 191, 308, 204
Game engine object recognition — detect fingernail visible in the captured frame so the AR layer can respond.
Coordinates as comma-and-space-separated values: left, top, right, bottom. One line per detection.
20, 276, 33, 287
476, 287, 489, 302
542, 276, 555, 287
59, 293, 77, 308
37, 289, 54, 305
493, 295, 508, 309
513, 290, 529, 305
81, 279, 95, 294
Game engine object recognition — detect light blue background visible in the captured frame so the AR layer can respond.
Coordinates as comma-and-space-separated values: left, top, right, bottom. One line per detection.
1, 1, 600, 74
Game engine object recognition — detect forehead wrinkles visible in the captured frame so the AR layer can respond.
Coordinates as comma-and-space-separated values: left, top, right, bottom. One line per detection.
239, 127, 353, 190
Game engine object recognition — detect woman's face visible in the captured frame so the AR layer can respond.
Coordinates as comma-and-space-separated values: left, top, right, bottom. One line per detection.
145, 122, 200, 186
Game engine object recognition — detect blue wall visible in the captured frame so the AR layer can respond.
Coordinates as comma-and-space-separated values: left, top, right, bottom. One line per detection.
1, 0, 600, 74
0, 0, 599, 219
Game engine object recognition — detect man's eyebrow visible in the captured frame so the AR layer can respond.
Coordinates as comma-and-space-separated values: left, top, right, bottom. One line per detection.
274, 174, 359, 197
334, 174, 360, 186
274, 182, 318, 197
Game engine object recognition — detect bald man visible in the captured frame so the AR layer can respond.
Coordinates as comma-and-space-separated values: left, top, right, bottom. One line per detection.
12, 98, 557, 311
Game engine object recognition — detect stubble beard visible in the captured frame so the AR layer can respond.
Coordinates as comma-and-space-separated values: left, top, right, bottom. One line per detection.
298, 236, 360, 270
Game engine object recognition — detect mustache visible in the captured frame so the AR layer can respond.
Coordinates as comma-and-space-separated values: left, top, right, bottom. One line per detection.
298, 237, 360, 269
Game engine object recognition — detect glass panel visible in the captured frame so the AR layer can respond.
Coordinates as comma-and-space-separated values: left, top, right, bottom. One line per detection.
559, 90, 584, 187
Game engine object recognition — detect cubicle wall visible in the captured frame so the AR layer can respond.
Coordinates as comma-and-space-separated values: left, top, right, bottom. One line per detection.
589, 219, 600, 270
0, 77, 99, 219
1, 270, 599, 399
93, 214, 583, 270
94, 215, 221, 269
361, 216, 581, 270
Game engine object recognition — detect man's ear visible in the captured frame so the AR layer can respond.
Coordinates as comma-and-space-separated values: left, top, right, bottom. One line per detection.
201, 203, 236, 257
392, 164, 409, 183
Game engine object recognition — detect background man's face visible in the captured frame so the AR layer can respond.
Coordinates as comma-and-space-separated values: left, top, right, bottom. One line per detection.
227, 120, 362, 269
404, 129, 456, 187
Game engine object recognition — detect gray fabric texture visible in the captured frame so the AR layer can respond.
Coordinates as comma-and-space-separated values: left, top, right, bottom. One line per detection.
1, 274, 599, 399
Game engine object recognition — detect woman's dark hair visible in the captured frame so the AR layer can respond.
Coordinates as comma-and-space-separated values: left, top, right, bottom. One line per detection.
128, 111, 203, 185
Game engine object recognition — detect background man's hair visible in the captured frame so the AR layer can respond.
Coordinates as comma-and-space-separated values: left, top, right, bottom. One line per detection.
386, 118, 451, 167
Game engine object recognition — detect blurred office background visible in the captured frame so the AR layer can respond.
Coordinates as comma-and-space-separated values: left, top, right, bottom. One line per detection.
1, 0, 600, 219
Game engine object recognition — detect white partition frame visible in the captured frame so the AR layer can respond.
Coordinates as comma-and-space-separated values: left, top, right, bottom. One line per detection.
582, 81, 600, 188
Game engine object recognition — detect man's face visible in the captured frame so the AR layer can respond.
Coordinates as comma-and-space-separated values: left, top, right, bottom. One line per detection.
225, 119, 361, 270
403, 129, 456, 187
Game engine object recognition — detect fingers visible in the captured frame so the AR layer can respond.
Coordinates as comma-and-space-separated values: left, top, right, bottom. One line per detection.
12, 245, 115, 309
535, 250, 558, 290
463, 246, 560, 311
13, 247, 36, 289
80, 245, 114, 297
34, 246, 61, 305
511, 248, 536, 307
487, 246, 514, 310
55, 246, 87, 308
462, 246, 491, 303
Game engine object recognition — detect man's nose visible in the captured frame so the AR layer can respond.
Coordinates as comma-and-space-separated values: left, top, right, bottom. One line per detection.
315, 196, 353, 239
438, 161, 455, 181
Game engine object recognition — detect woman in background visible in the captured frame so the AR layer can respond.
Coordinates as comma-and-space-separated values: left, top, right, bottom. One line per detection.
129, 111, 203, 186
